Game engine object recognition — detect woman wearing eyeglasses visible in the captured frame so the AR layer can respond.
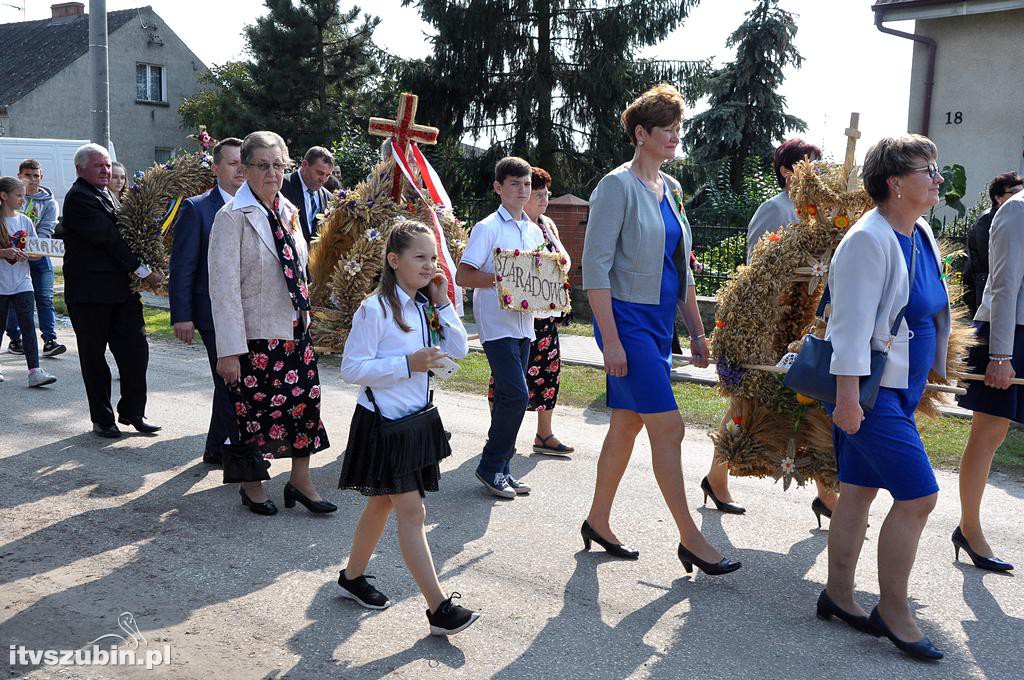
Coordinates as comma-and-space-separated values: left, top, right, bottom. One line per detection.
207, 130, 335, 517
819, 135, 950, 661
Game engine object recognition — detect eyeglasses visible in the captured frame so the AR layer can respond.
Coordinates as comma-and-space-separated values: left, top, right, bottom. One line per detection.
531, 190, 550, 198
245, 161, 288, 174
908, 163, 941, 179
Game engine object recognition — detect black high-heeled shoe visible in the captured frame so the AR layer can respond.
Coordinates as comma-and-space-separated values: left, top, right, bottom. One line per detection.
811, 497, 833, 529
580, 521, 639, 559
952, 526, 1013, 572
868, 607, 943, 661
677, 543, 741, 575
240, 487, 278, 516
284, 482, 338, 514
700, 476, 745, 515
816, 589, 872, 634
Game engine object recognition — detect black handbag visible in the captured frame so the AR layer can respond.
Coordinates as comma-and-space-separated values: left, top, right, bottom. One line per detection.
222, 442, 271, 484
362, 386, 450, 478
784, 238, 916, 411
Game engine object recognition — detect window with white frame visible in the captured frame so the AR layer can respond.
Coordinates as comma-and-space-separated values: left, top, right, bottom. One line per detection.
136, 63, 166, 103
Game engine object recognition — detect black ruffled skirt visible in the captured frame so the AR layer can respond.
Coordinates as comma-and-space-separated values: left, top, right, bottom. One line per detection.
338, 404, 451, 497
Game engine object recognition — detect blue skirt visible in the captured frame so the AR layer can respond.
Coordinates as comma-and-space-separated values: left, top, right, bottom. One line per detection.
594, 298, 677, 414
958, 322, 1024, 424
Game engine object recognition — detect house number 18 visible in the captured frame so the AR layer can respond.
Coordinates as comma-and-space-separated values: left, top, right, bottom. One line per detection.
945, 111, 963, 125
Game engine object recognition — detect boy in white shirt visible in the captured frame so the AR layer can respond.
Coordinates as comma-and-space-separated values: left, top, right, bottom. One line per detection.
457, 157, 545, 498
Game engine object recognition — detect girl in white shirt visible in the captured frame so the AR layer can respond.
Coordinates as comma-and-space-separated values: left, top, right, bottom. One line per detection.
0, 177, 56, 387
337, 219, 478, 637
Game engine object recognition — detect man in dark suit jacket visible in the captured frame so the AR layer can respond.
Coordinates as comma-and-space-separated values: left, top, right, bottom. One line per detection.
169, 138, 245, 465
280, 146, 335, 244
63, 144, 163, 438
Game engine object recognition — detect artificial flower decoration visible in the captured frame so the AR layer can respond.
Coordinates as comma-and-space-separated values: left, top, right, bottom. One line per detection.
833, 214, 849, 229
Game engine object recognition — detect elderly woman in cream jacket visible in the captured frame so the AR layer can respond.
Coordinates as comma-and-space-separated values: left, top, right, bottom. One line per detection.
208, 131, 334, 518
819, 135, 950, 661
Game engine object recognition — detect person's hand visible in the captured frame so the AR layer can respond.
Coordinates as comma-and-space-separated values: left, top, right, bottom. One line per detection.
985, 359, 1015, 390
173, 321, 195, 345
689, 335, 710, 368
832, 396, 864, 435
217, 356, 241, 384
408, 347, 447, 373
603, 339, 628, 378
2, 248, 27, 261
144, 270, 164, 287
428, 268, 449, 306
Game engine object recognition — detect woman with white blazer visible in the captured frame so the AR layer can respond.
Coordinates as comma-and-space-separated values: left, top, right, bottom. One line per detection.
818, 135, 950, 661
208, 131, 335, 517
954, 188, 1024, 572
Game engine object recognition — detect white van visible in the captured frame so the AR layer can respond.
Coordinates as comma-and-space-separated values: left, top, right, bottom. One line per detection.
0, 136, 90, 206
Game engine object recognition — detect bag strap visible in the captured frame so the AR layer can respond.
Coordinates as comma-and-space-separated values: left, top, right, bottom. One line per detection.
817, 227, 919, 347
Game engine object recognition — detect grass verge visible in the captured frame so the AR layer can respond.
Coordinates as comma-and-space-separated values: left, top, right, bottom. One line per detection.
438, 352, 1024, 477
54, 294, 176, 341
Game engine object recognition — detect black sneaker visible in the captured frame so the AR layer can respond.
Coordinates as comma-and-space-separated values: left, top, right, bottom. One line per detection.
7, 338, 23, 355
42, 340, 66, 357
426, 592, 479, 636
337, 570, 390, 610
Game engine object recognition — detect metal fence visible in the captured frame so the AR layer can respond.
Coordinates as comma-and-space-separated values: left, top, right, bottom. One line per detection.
690, 224, 746, 296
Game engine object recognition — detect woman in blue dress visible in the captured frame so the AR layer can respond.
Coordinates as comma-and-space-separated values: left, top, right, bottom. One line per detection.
819, 135, 951, 661
579, 84, 740, 576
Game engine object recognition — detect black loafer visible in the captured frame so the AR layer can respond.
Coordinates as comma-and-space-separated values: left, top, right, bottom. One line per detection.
117, 415, 162, 433
92, 422, 121, 438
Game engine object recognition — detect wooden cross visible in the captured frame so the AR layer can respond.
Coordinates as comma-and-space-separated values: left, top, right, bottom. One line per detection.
368, 93, 440, 201
843, 112, 861, 183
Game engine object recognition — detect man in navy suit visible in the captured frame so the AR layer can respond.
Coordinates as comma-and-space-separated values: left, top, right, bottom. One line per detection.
281, 146, 334, 244
169, 137, 244, 465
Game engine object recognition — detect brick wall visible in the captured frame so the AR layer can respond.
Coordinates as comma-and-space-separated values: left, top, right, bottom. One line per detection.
546, 195, 589, 289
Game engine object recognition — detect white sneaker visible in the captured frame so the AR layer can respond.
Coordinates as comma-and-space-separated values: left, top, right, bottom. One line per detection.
28, 369, 57, 387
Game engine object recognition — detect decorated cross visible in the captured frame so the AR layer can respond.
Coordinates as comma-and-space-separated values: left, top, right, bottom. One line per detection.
843, 112, 861, 183
368, 93, 440, 201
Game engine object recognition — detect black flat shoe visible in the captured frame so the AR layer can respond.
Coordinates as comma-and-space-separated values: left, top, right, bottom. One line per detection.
816, 589, 872, 634
868, 607, 943, 661
677, 543, 741, 575
240, 487, 278, 516
952, 526, 1013, 572
284, 482, 337, 514
117, 415, 162, 433
92, 422, 121, 438
700, 476, 745, 514
580, 520, 639, 559
812, 497, 833, 529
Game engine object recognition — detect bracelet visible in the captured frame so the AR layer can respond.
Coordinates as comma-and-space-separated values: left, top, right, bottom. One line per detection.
989, 356, 1012, 363
691, 334, 705, 341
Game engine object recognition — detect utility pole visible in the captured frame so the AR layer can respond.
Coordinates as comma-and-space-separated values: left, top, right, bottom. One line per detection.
89, 0, 111, 150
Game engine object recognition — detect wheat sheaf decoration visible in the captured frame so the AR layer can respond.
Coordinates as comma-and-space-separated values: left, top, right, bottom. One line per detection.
709, 159, 973, 490
307, 157, 468, 352
116, 150, 215, 291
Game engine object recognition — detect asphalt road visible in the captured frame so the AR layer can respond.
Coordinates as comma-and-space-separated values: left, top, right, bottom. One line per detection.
0, 333, 1021, 679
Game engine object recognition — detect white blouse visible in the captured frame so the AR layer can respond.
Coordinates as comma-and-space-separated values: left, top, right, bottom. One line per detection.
341, 288, 469, 420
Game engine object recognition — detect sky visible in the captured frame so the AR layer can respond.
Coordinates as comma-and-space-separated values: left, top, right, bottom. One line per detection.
3, 0, 918, 163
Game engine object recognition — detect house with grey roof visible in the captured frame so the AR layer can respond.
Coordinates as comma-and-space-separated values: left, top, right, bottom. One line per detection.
0, 2, 207, 177
873, 0, 1024, 206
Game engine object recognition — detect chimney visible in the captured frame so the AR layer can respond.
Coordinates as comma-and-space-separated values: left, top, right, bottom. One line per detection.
51, 2, 86, 18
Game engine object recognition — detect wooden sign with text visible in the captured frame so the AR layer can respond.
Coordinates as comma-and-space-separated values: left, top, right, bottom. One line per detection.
23, 238, 65, 258
494, 248, 571, 314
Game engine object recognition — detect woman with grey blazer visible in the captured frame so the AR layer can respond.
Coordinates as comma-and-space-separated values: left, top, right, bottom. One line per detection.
579, 84, 739, 576
819, 135, 950, 661
209, 131, 335, 517
954, 188, 1024, 572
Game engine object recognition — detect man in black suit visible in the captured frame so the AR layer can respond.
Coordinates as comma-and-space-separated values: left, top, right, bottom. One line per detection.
169, 137, 245, 465
281, 146, 334, 244
63, 144, 163, 438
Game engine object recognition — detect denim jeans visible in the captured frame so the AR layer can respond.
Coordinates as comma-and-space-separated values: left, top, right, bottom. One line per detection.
6, 257, 56, 342
0, 292, 39, 369
478, 337, 531, 478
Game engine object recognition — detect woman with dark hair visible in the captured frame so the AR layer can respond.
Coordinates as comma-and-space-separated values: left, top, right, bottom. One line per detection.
208, 130, 335, 517
818, 134, 949, 661
581, 83, 739, 576
702, 138, 837, 522
953, 175, 1023, 573
963, 172, 1023, 315
487, 166, 574, 456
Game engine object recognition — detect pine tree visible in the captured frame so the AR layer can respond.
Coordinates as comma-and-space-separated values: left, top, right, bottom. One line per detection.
400, 0, 707, 194
180, 1, 382, 152
682, 0, 806, 191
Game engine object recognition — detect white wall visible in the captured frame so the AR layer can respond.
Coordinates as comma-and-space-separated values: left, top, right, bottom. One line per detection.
0, 136, 89, 205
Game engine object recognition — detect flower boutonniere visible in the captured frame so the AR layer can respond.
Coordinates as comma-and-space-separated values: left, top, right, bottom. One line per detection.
4, 229, 28, 264
671, 188, 686, 217
287, 209, 300, 234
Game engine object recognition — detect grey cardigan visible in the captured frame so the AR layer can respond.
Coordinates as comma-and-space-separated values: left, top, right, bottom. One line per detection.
975, 191, 1024, 355
582, 164, 694, 304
